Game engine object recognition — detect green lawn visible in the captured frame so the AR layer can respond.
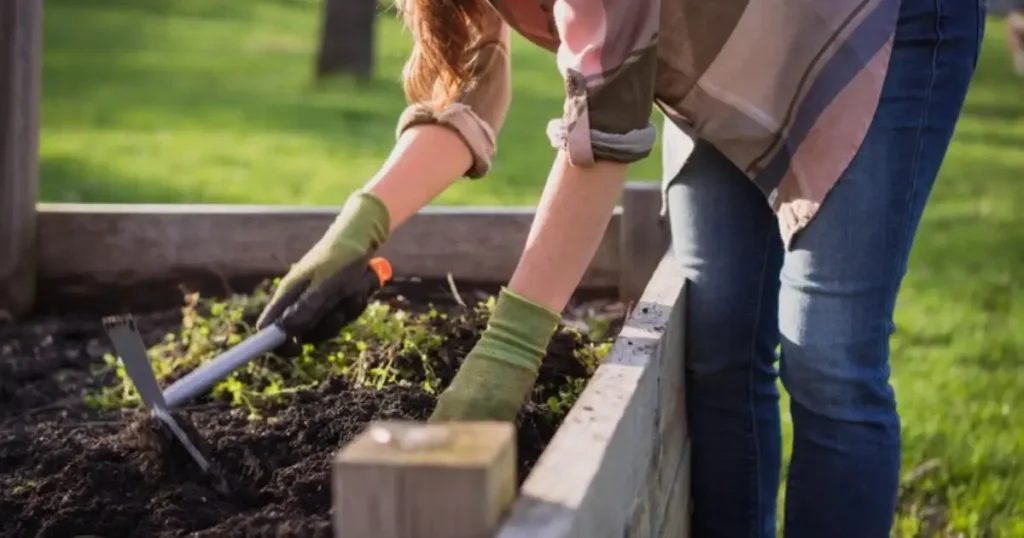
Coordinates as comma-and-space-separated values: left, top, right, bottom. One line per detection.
40, 0, 663, 206
41, 1, 1023, 536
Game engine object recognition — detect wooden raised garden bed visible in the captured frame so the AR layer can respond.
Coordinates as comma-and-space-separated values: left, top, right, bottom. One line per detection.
0, 180, 690, 537
333, 254, 690, 538
2, 6, 689, 535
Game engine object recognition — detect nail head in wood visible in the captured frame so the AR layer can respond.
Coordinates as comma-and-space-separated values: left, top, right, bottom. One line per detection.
332, 420, 517, 538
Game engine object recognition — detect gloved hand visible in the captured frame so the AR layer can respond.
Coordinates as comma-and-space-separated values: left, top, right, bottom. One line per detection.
429, 288, 562, 423
256, 191, 390, 342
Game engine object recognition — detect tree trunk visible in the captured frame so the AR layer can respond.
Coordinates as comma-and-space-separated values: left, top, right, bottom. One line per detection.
315, 0, 375, 80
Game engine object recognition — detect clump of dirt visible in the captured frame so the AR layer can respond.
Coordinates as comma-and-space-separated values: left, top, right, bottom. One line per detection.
0, 283, 625, 538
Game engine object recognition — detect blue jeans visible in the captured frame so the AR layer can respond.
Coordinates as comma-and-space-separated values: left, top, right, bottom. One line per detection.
663, 0, 983, 536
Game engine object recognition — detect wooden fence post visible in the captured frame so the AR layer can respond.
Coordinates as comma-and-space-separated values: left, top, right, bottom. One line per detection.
618, 182, 670, 304
0, 0, 41, 320
333, 420, 517, 538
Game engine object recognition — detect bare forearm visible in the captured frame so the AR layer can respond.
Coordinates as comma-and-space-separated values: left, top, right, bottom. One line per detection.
364, 125, 473, 231
508, 153, 629, 313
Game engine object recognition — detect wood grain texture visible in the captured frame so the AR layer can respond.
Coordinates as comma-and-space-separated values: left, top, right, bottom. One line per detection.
34, 205, 622, 296
657, 440, 692, 537
0, 0, 40, 319
495, 254, 689, 538
332, 421, 517, 538
34, 182, 665, 304
618, 182, 670, 304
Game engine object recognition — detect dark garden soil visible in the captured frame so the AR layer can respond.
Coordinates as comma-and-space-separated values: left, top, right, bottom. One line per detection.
0, 280, 626, 538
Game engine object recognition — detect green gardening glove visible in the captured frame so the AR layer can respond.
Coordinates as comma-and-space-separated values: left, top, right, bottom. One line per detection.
256, 191, 390, 341
429, 288, 562, 423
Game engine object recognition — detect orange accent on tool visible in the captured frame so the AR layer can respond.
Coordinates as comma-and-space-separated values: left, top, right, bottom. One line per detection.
368, 257, 393, 286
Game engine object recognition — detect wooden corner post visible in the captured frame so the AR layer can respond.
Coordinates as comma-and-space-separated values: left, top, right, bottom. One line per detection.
332, 420, 517, 538
0, 0, 41, 320
618, 182, 670, 304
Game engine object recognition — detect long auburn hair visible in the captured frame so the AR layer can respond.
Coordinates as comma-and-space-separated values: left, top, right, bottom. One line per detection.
395, 0, 491, 110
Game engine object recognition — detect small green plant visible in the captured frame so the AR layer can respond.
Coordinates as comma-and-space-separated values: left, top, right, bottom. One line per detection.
86, 283, 619, 421
583, 315, 612, 341
575, 341, 613, 373
9, 480, 37, 496
537, 328, 614, 420
543, 377, 589, 417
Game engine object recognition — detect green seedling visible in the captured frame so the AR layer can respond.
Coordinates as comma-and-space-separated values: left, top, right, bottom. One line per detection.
9, 480, 37, 496
86, 281, 618, 423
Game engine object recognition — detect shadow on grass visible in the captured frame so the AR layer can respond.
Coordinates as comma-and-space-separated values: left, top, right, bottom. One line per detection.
40, 155, 196, 203
961, 100, 1024, 121
42, 0, 402, 148
41, 0, 564, 191
52, 0, 309, 21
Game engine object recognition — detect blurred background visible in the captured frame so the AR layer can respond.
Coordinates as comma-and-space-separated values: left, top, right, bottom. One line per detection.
39, 0, 1022, 535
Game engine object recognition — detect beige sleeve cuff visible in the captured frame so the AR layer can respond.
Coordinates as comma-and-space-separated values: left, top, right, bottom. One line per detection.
396, 102, 498, 179
546, 118, 658, 166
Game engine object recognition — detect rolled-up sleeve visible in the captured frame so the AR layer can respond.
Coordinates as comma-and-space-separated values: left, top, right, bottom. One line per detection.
547, 0, 660, 166
396, 8, 512, 179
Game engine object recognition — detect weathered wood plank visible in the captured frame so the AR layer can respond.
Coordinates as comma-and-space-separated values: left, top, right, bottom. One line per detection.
0, 0, 41, 320
496, 253, 689, 538
332, 421, 517, 538
618, 182, 669, 304
34, 182, 667, 308
658, 439, 692, 537
34, 204, 622, 299
327, 253, 689, 538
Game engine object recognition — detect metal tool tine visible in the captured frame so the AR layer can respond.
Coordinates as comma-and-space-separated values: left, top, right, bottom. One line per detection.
152, 407, 230, 495
151, 407, 213, 471
102, 314, 168, 410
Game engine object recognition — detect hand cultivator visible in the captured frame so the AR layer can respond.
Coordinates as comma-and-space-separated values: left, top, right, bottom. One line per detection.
101, 257, 393, 494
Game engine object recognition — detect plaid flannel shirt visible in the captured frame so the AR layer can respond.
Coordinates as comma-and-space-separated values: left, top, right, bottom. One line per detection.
396, 0, 901, 246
